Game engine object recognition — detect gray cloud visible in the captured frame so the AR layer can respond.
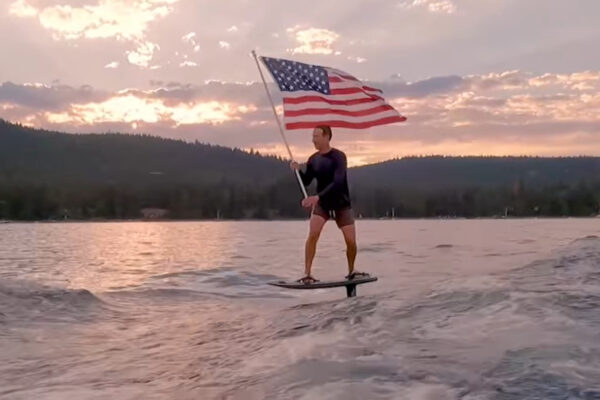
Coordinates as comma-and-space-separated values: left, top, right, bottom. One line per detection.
379, 75, 466, 98
0, 82, 109, 110
2, 68, 600, 164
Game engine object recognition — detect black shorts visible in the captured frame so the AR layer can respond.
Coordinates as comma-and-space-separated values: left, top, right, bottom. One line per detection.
313, 203, 355, 228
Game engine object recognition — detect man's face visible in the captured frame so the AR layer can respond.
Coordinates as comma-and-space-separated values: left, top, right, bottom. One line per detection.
312, 127, 328, 149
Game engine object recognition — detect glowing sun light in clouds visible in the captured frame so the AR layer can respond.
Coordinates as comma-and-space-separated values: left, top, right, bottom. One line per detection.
8, 0, 179, 68
44, 95, 257, 127
9, 0, 179, 40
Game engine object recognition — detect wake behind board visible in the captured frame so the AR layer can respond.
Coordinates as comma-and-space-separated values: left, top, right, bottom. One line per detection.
268, 276, 377, 298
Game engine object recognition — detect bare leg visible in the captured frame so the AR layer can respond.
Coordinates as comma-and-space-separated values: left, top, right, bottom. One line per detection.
341, 223, 357, 275
305, 214, 327, 277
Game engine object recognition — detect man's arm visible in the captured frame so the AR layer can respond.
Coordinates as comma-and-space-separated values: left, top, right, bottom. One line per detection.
294, 159, 315, 186
317, 152, 346, 198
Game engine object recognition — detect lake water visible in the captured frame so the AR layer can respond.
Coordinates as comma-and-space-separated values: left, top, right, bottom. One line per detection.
1, 219, 599, 399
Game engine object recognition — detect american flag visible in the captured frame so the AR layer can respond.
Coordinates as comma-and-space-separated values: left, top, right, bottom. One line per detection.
260, 56, 406, 130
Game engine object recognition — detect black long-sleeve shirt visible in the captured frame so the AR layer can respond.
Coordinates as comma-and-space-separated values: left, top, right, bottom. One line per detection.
298, 148, 351, 211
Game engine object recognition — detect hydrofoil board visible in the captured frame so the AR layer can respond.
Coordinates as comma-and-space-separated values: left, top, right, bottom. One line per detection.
268, 275, 377, 298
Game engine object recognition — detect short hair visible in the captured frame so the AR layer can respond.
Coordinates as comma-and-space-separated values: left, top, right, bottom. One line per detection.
315, 125, 332, 140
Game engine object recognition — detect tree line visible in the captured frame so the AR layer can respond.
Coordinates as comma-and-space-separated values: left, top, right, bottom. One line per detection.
1, 119, 599, 220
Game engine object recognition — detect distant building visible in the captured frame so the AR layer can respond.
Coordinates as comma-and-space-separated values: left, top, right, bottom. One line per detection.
140, 208, 169, 219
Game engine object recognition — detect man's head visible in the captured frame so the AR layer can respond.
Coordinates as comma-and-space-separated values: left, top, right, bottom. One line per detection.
312, 125, 332, 150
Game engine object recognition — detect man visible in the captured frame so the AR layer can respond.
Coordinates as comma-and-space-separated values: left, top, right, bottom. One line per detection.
290, 125, 368, 284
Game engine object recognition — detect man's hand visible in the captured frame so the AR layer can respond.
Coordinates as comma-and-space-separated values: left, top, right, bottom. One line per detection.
301, 195, 319, 209
289, 161, 300, 171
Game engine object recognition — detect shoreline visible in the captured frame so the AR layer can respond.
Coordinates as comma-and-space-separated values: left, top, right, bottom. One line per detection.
1, 215, 599, 224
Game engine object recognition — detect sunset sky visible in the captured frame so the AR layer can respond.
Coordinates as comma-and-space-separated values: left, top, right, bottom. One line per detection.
1, 0, 599, 165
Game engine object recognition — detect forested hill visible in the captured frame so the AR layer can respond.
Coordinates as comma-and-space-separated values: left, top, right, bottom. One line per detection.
0, 119, 287, 186
349, 156, 600, 190
1, 119, 599, 219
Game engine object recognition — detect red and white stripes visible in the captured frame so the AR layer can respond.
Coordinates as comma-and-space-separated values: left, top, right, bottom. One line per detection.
282, 68, 406, 130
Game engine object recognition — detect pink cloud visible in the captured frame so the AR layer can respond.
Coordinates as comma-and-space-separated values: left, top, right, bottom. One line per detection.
2, 70, 600, 165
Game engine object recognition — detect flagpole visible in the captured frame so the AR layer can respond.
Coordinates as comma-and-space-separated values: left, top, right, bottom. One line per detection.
251, 50, 308, 199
